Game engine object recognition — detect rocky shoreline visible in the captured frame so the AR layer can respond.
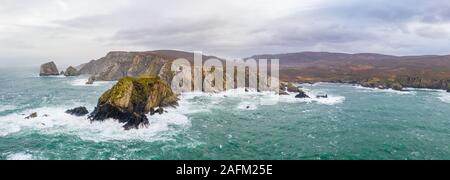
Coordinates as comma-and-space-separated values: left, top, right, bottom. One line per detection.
38, 50, 450, 130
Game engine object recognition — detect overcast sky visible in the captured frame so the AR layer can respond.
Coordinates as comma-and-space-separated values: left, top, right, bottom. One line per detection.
1, 0, 450, 67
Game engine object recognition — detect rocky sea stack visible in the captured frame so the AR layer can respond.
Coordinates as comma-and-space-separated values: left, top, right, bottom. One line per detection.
66, 107, 89, 116
295, 90, 310, 98
64, 66, 81, 76
40, 62, 59, 76
89, 76, 178, 130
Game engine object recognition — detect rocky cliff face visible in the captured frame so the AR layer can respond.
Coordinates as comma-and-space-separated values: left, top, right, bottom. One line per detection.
77, 50, 450, 92
78, 51, 179, 86
40, 62, 60, 76
89, 76, 178, 130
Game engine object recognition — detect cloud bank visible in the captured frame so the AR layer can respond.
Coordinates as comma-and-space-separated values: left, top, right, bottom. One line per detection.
1, 0, 450, 66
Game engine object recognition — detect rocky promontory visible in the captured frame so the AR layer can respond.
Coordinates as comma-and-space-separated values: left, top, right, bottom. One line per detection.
89, 76, 178, 130
64, 66, 81, 76
40, 61, 60, 76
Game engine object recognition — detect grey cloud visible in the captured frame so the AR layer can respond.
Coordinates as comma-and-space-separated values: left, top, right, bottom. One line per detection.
2, 0, 450, 66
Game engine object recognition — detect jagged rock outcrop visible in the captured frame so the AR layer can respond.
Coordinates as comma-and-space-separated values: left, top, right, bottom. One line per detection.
64, 66, 81, 76
25, 112, 38, 119
89, 76, 178, 130
66, 107, 89, 116
78, 52, 173, 83
295, 90, 310, 98
76, 50, 225, 87
86, 76, 95, 85
40, 62, 59, 76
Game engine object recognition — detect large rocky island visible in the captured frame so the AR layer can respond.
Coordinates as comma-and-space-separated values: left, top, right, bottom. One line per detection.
89, 76, 178, 130
40, 61, 60, 76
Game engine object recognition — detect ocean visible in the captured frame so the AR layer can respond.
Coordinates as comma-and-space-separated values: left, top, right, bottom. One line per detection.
0, 67, 449, 160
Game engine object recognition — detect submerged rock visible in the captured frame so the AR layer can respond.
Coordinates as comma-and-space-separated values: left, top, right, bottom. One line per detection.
295, 90, 310, 98
40, 62, 59, 76
64, 66, 81, 76
25, 112, 38, 119
66, 107, 89, 116
89, 76, 178, 130
155, 108, 164, 115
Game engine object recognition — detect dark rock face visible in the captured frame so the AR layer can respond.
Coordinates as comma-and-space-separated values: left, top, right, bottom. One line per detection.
25, 112, 38, 119
66, 107, 89, 116
89, 76, 178, 130
155, 108, 164, 115
90, 104, 149, 130
316, 94, 328, 98
150, 108, 165, 115
40, 62, 59, 76
64, 66, 81, 76
295, 90, 310, 98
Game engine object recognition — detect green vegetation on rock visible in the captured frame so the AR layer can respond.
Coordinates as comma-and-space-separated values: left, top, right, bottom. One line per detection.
90, 75, 178, 129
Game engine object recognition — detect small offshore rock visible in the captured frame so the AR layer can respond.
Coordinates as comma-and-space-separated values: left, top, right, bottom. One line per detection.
295, 90, 310, 98
25, 112, 38, 119
66, 107, 89, 116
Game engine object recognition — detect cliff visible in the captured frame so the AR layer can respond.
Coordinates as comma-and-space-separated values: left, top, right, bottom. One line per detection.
78, 50, 223, 85
76, 50, 450, 91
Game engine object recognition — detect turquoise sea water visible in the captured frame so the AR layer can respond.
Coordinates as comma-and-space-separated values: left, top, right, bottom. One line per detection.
0, 68, 450, 160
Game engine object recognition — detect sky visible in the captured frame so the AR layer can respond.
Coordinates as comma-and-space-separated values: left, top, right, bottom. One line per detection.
1, 0, 450, 67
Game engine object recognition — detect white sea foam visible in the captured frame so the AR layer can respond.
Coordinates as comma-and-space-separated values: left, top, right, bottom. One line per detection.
0, 106, 190, 142
180, 87, 345, 108
438, 92, 450, 104
353, 85, 415, 95
295, 87, 346, 105
6, 152, 33, 160
70, 78, 115, 87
